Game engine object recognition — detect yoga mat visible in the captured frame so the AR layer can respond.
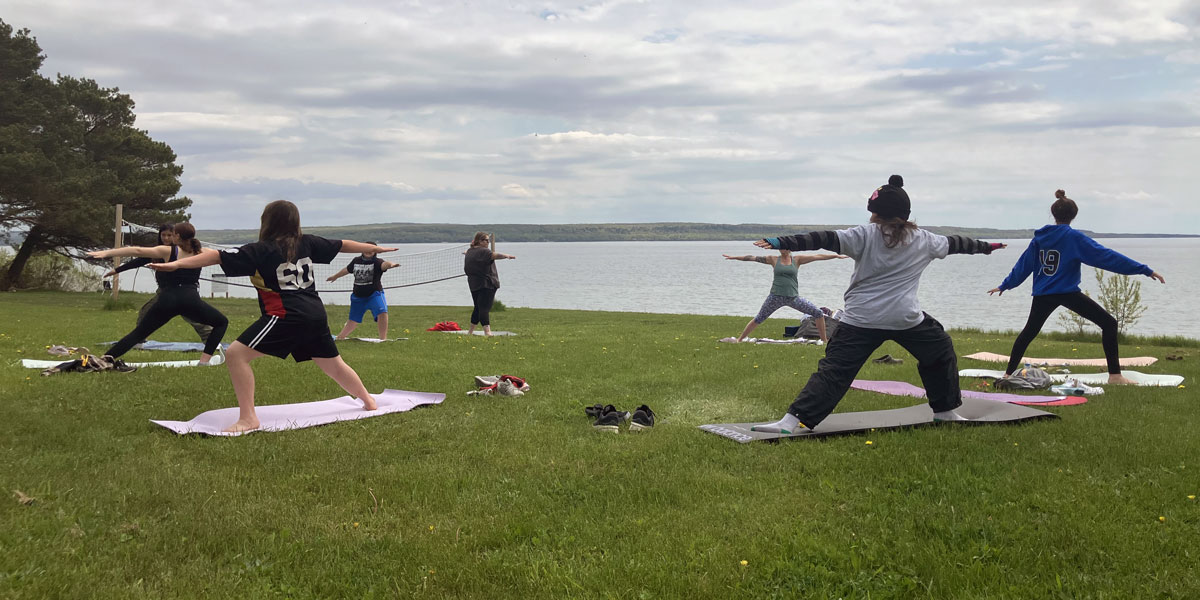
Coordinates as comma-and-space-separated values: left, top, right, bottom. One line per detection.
964, 352, 1157, 367
337, 337, 408, 343
100, 340, 231, 352
959, 369, 1184, 387
719, 337, 823, 345
446, 330, 518, 336
151, 389, 445, 436
23, 354, 225, 369
698, 397, 1057, 443
850, 380, 1087, 407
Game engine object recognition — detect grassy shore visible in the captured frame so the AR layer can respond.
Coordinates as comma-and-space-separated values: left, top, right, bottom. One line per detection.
1, 291, 1196, 599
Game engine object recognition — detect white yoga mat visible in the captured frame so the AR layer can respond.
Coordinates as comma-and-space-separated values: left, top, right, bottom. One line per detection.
337, 337, 408, 343
959, 369, 1184, 387
23, 354, 225, 369
446, 330, 517, 336
151, 389, 445, 436
963, 352, 1158, 367
719, 337, 823, 345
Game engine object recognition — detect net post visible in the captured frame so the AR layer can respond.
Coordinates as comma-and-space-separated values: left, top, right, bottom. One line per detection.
111, 204, 123, 300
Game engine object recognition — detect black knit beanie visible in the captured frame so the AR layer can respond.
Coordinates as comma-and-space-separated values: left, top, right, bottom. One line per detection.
867, 174, 910, 220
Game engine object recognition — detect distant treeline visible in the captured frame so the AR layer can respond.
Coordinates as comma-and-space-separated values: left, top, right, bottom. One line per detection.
193, 222, 1199, 245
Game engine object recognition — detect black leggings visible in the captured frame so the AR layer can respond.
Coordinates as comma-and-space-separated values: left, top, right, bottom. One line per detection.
107, 286, 228, 358
1006, 292, 1120, 375
470, 287, 497, 327
787, 314, 961, 428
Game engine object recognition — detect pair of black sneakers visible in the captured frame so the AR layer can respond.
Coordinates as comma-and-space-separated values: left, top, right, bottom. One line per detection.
585, 404, 655, 433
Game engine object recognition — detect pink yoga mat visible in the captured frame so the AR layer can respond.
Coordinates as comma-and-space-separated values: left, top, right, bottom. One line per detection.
151, 389, 445, 436
851, 380, 1087, 407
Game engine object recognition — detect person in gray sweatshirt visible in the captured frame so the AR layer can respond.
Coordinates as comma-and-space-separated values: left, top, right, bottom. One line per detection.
750, 175, 1006, 434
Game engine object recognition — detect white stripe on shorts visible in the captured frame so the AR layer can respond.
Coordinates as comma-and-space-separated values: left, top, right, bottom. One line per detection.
248, 316, 278, 349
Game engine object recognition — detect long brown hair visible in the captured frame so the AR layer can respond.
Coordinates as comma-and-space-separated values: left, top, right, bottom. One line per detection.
172, 222, 203, 255
869, 214, 919, 248
470, 231, 490, 248
259, 200, 302, 261
1051, 189, 1078, 224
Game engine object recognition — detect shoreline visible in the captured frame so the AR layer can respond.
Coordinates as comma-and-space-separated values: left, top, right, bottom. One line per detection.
77, 290, 1200, 347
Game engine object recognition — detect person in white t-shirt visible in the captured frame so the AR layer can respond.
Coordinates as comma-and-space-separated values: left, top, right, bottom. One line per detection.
749, 175, 1007, 434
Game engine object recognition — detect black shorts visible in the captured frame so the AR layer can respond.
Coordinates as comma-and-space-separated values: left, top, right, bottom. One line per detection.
236, 315, 338, 362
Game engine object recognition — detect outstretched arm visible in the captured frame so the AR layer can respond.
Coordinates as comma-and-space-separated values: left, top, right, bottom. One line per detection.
793, 253, 849, 265
106, 257, 153, 277
326, 267, 350, 282
148, 248, 222, 272
722, 254, 775, 265
341, 241, 398, 254
755, 231, 842, 253
946, 235, 1005, 255
492, 252, 515, 260
1077, 235, 1156, 278
381, 261, 401, 271
88, 245, 172, 261
990, 240, 1035, 295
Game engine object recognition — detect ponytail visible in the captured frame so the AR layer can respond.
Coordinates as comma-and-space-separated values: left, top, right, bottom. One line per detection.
172, 222, 203, 255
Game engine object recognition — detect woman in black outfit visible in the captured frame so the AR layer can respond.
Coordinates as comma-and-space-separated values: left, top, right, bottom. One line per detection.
88, 223, 228, 365
105, 223, 214, 344
463, 232, 516, 337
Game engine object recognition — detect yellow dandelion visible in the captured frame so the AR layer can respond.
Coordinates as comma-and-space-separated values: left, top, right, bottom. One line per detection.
1179, 385, 1186, 389
753, 365, 759, 369
1158, 516, 1166, 522
429, 525, 434, 531
1013, 443, 1019, 446
353, 522, 360, 528
739, 560, 748, 566
1189, 495, 1196, 500
865, 441, 873, 445
429, 569, 436, 574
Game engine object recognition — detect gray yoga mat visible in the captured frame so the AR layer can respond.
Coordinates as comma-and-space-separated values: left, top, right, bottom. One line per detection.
699, 397, 1057, 443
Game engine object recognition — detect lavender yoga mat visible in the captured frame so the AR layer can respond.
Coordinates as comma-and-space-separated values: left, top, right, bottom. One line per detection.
151, 389, 445, 436
851, 380, 1086, 406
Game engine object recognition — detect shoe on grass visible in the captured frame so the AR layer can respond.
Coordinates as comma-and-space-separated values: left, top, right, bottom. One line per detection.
871, 354, 904, 365
584, 404, 605, 418
630, 405, 655, 432
593, 409, 622, 433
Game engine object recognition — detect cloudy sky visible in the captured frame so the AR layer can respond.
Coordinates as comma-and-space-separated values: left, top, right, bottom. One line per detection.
7, 0, 1199, 232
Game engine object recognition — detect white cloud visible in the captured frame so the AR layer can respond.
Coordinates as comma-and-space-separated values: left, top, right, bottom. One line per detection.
2, 0, 1196, 232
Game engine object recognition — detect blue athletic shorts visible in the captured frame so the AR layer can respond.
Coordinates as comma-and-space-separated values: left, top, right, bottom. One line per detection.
348, 291, 388, 323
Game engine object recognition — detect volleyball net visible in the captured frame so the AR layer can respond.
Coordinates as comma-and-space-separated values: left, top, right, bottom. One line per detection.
122, 221, 469, 292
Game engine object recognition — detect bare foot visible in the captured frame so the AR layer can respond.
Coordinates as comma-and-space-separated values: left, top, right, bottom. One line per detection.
223, 419, 260, 433
1108, 374, 1137, 385
361, 395, 378, 411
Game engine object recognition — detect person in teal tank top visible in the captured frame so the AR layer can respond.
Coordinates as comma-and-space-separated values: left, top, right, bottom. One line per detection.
723, 248, 847, 342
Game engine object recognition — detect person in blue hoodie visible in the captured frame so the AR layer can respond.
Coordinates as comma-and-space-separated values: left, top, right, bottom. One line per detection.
988, 189, 1166, 384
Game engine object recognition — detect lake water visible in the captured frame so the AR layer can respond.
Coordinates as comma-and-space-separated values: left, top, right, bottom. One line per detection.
118, 238, 1198, 339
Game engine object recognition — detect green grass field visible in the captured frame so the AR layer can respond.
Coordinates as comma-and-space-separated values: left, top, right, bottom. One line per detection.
1, 291, 1196, 599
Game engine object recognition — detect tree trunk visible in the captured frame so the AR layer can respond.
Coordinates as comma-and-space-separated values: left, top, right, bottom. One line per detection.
2, 226, 43, 290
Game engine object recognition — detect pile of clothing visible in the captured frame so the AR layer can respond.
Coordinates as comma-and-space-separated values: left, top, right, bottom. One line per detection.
468, 375, 529, 396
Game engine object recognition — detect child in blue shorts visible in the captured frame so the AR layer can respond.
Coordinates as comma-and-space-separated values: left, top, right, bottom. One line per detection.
328, 243, 400, 340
